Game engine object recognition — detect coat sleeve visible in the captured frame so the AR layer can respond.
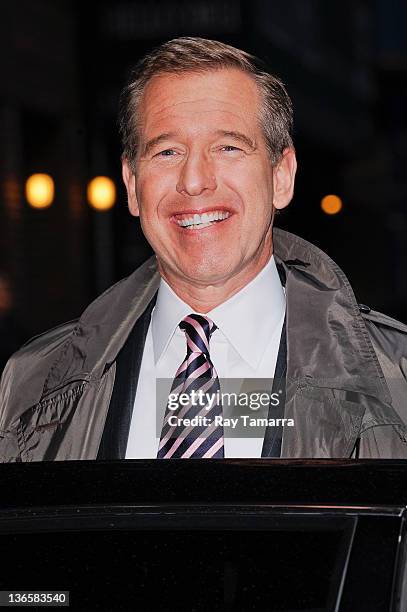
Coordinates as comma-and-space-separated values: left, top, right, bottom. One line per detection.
362, 311, 407, 426
0, 356, 26, 462
0, 321, 77, 462
359, 310, 407, 457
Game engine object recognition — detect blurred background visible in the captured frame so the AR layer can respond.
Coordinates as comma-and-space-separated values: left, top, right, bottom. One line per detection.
1, 0, 407, 372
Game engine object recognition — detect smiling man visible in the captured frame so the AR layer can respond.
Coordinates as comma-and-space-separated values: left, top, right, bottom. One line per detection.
1, 37, 407, 461
121, 67, 295, 313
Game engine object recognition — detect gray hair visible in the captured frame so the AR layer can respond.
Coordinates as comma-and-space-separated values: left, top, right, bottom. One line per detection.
118, 37, 294, 170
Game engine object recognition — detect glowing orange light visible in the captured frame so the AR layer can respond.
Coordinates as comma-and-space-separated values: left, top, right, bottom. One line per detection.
321, 194, 343, 215
25, 174, 54, 209
87, 176, 116, 211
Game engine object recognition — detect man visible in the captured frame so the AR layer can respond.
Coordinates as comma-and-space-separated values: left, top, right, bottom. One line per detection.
1, 37, 407, 461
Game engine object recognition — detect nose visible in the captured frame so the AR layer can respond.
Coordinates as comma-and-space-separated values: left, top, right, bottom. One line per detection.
176, 152, 217, 196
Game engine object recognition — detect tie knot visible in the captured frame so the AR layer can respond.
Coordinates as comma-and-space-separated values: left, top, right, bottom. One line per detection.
179, 314, 217, 355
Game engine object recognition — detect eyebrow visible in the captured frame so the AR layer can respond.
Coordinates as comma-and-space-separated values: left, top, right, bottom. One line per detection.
214, 130, 257, 151
141, 129, 257, 157
141, 133, 176, 157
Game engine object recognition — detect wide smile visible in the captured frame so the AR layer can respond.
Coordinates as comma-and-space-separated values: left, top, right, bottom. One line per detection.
171, 208, 233, 231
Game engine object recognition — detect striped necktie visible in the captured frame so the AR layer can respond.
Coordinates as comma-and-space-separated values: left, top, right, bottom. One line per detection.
157, 314, 224, 459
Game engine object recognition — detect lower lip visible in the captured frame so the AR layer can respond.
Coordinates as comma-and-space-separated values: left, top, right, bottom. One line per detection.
173, 216, 233, 232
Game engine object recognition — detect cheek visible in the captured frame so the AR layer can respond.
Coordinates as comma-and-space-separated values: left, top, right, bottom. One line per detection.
226, 161, 272, 201
228, 178, 273, 233
136, 176, 167, 223
136, 168, 177, 204
136, 178, 175, 255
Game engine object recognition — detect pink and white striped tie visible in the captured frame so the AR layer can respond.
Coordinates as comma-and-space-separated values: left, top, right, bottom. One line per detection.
157, 314, 224, 459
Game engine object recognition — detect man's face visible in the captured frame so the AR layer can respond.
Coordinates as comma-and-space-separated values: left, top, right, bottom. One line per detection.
123, 68, 296, 289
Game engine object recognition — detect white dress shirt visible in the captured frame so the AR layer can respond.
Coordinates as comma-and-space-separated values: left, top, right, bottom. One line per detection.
125, 255, 286, 458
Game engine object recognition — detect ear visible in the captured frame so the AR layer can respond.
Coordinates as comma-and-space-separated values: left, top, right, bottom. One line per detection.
272, 148, 297, 211
122, 158, 139, 217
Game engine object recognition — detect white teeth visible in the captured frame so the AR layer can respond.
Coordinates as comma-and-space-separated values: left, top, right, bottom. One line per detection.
176, 210, 230, 227
186, 221, 212, 230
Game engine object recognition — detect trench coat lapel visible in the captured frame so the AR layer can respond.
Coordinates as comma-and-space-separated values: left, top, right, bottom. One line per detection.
96, 295, 157, 460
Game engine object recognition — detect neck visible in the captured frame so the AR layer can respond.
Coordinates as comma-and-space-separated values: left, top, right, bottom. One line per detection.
158, 245, 273, 314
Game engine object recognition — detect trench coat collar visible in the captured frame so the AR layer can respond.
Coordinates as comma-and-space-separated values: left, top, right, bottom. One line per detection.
272, 229, 392, 405
42, 227, 392, 408
43, 256, 161, 394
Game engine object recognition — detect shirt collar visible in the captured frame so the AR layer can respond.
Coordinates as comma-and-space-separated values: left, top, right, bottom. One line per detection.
152, 279, 191, 364
208, 255, 285, 368
152, 255, 285, 367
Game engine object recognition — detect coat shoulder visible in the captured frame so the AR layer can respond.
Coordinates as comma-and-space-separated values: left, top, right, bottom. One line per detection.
359, 304, 407, 335
5, 319, 79, 372
18, 319, 78, 352
359, 303, 407, 367
359, 304, 407, 441
1, 270, 139, 394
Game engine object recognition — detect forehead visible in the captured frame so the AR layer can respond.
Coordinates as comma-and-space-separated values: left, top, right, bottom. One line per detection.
138, 68, 262, 137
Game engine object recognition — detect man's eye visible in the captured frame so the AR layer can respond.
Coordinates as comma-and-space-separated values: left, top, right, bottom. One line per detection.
156, 149, 177, 157
221, 145, 241, 152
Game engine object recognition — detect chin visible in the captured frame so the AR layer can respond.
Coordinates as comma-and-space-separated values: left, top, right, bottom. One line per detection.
180, 261, 233, 286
